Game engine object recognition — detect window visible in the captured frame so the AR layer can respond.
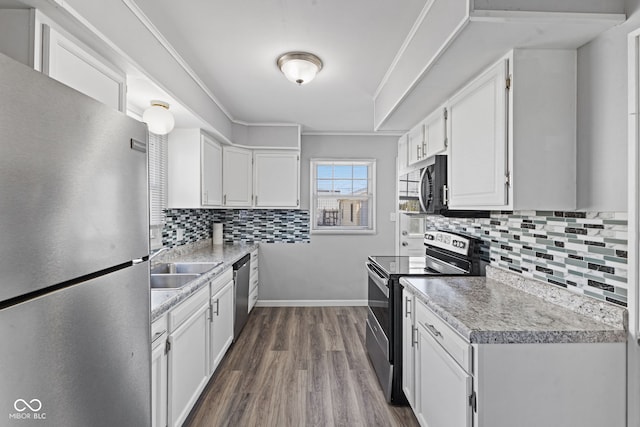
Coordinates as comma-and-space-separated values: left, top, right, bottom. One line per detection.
148, 132, 168, 226
310, 159, 376, 234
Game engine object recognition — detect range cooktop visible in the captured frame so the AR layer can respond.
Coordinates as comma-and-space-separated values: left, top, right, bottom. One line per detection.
367, 256, 429, 276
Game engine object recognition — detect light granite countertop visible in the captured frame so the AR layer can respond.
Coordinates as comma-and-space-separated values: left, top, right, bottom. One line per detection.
400, 269, 627, 344
150, 241, 257, 322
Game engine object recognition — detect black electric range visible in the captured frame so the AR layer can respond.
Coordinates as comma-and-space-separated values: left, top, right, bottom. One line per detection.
365, 230, 487, 404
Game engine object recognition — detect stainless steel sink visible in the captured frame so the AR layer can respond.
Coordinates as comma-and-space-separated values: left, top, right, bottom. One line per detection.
150, 274, 200, 289
150, 262, 222, 275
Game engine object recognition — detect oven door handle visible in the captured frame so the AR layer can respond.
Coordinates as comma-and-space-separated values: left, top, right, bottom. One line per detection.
366, 262, 389, 298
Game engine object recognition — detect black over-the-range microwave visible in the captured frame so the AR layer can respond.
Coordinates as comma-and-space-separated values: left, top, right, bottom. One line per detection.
398, 155, 489, 218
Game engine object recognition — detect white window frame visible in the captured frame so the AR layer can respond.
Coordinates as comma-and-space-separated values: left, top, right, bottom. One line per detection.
310, 158, 376, 234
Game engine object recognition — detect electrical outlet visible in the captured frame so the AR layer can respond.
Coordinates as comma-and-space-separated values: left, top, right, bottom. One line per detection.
177, 228, 184, 241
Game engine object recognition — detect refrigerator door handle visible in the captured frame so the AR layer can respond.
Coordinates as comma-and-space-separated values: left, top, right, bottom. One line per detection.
132, 258, 145, 265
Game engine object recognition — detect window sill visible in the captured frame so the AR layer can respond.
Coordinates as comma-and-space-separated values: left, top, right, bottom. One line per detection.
311, 229, 377, 235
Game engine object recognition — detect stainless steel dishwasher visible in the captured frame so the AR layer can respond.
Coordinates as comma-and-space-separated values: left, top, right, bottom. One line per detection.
233, 254, 251, 340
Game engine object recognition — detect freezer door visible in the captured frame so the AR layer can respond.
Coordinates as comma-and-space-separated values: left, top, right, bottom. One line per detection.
0, 53, 148, 302
0, 262, 150, 427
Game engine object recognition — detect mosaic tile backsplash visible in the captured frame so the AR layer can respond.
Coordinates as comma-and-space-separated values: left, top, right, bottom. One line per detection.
425, 211, 628, 307
163, 209, 310, 247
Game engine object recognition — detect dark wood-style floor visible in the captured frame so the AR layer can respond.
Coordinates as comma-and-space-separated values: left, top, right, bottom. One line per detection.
185, 306, 419, 427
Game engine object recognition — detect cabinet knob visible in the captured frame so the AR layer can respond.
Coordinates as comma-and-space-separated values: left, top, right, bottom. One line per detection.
402, 242, 409, 247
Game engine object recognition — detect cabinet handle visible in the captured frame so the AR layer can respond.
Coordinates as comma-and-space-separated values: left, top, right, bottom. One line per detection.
152, 330, 166, 344
412, 326, 418, 347
203, 190, 208, 204
425, 322, 442, 338
405, 299, 411, 317
255, 195, 258, 205
417, 145, 421, 159
223, 194, 227, 205
208, 305, 213, 322
215, 299, 220, 316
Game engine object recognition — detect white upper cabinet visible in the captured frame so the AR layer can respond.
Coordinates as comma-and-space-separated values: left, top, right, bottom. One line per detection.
423, 106, 447, 159
168, 129, 223, 208
447, 58, 508, 208
0, 10, 125, 112
447, 49, 577, 211
222, 146, 253, 207
397, 134, 409, 175
201, 135, 223, 206
41, 25, 125, 112
407, 123, 425, 165
253, 151, 299, 208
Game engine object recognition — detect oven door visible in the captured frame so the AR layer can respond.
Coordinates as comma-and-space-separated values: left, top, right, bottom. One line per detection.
366, 261, 390, 343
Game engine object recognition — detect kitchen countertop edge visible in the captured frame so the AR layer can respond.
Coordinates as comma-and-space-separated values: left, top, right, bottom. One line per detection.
400, 274, 627, 345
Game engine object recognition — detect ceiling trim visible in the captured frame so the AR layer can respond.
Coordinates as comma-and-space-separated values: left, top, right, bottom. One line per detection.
232, 120, 301, 127
373, 0, 437, 100
302, 131, 403, 137
121, 0, 235, 121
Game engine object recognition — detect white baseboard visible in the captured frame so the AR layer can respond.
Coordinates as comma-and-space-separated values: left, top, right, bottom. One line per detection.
255, 299, 368, 307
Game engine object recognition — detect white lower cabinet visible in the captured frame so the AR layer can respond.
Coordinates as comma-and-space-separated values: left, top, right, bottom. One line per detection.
209, 273, 234, 375
401, 291, 415, 408
151, 315, 168, 427
402, 286, 626, 427
249, 249, 259, 313
415, 322, 472, 427
167, 286, 210, 427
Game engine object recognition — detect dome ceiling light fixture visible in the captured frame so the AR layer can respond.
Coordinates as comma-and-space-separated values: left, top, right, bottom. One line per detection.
277, 51, 323, 86
142, 100, 175, 135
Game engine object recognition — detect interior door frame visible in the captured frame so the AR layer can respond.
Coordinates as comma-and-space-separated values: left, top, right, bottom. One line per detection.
626, 25, 640, 427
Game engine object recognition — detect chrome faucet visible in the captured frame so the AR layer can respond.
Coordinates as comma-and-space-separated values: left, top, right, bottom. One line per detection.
149, 247, 168, 261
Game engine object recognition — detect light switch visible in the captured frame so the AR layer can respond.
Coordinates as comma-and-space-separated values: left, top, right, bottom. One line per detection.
389, 212, 396, 222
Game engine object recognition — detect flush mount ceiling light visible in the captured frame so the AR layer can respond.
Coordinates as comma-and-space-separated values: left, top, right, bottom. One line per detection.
277, 51, 323, 85
142, 100, 175, 135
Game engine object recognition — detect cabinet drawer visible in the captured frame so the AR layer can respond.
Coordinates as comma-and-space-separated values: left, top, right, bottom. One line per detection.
249, 286, 258, 312
415, 298, 471, 372
169, 286, 209, 332
151, 314, 168, 350
210, 268, 233, 296
250, 250, 259, 274
249, 274, 259, 294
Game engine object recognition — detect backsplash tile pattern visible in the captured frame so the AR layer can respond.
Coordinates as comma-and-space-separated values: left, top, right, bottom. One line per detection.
425, 211, 628, 307
163, 209, 310, 247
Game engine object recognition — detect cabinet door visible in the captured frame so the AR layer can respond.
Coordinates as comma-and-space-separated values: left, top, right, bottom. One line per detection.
424, 107, 447, 159
223, 146, 253, 206
201, 135, 223, 206
398, 134, 409, 174
447, 59, 508, 208
402, 290, 416, 409
42, 25, 125, 112
210, 280, 234, 375
415, 324, 472, 427
254, 151, 299, 207
407, 124, 425, 165
167, 302, 210, 427
151, 339, 168, 427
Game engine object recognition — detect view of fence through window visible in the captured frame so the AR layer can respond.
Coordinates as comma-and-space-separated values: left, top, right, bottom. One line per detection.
312, 160, 375, 232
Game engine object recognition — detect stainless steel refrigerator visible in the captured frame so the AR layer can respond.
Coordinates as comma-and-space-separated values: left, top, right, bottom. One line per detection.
0, 53, 151, 426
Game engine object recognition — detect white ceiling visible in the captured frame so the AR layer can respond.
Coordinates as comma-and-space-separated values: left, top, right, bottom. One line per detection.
131, 0, 427, 133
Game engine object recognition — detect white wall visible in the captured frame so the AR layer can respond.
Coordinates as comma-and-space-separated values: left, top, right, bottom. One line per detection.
258, 134, 397, 303
576, 0, 640, 210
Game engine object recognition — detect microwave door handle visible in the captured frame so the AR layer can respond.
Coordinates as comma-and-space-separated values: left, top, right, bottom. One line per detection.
418, 168, 428, 212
